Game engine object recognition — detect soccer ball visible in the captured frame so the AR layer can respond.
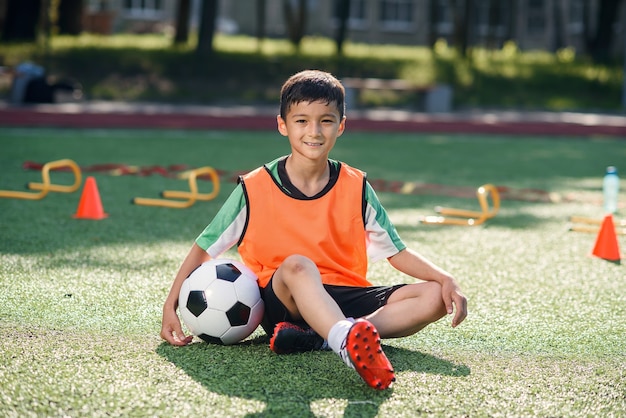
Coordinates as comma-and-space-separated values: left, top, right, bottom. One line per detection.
178, 259, 264, 345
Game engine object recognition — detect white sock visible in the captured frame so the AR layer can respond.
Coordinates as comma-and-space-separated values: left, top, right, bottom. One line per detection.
327, 318, 355, 354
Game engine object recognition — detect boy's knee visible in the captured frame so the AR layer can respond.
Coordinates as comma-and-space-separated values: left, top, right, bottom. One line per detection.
283, 254, 315, 271
279, 254, 318, 284
417, 281, 447, 319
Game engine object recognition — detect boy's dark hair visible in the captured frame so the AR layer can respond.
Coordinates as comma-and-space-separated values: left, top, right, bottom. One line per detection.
279, 70, 346, 119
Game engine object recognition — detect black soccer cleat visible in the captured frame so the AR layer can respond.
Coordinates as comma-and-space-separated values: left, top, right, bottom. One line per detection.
270, 322, 327, 354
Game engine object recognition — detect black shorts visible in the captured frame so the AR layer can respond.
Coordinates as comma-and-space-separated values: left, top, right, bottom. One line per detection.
259, 278, 405, 335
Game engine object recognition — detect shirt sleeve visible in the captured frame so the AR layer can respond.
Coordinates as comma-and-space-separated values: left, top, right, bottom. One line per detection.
195, 183, 248, 258
364, 181, 406, 262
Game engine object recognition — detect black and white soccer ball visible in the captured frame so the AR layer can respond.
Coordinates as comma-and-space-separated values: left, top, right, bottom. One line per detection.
178, 259, 264, 345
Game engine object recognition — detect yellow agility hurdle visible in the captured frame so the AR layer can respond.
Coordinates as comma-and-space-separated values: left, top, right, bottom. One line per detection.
568, 215, 626, 235
133, 166, 220, 209
419, 184, 500, 226
0, 159, 82, 200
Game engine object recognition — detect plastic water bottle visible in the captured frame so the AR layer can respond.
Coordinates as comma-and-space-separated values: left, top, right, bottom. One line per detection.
603, 166, 619, 214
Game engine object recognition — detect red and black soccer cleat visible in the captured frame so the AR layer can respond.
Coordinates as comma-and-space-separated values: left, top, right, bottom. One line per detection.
340, 319, 395, 390
270, 321, 326, 354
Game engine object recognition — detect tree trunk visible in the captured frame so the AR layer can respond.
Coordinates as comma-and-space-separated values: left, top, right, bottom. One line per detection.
485, 0, 501, 49
504, 0, 518, 43
256, 0, 267, 40
335, 0, 350, 55
586, 0, 623, 62
282, 0, 307, 50
582, 0, 591, 54
196, 0, 219, 56
551, 0, 565, 51
173, 0, 191, 45
57, 0, 83, 35
428, 0, 439, 47
256, 0, 266, 51
2, 0, 42, 41
448, 0, 472, 57
448, 0, 473, 57
460, 0, 473, 57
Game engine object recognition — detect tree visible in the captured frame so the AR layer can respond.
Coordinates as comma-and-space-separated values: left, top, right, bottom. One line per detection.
504, 0, 519, 44
282, 0, 307, 50
550, 0, 568, 52
196, 0, 219, 56
447, 0, 474, 58
2, 0, 42, 41
584, 0, 624, 62
255, 0, 267, 51
427, 0, 439, 48
173, 0, 191, 45
485, 0, 502, 49
57, 0, 83, 35
334, 0, 351, 55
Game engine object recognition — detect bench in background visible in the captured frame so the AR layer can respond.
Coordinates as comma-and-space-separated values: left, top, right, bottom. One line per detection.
342, 77, 453, 113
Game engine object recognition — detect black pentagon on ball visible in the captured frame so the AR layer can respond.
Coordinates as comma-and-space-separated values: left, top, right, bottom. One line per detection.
198, 334, 225, 345
226, 301, 251, 326
186, 290, 208, 317
215, 263, 242, 282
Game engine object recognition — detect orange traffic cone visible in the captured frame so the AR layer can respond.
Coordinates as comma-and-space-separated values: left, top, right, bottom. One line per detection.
591, 215, 621, 263
73, 176, 108, 220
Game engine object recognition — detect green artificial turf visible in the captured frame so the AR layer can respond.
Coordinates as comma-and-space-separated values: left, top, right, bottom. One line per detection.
1, 127, 625, 417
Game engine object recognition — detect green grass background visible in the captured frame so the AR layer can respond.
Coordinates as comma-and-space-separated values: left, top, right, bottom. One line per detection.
1, 127, 625, 417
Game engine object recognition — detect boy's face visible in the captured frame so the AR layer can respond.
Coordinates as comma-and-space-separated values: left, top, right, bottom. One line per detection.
277, 100, 346, 163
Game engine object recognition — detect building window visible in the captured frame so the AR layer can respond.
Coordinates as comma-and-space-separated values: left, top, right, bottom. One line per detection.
123, 0, 164, 20
85, 0, 109, 12
379, 0, 414, 31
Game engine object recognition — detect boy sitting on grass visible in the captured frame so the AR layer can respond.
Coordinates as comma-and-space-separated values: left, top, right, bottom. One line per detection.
161, 69, 467, 390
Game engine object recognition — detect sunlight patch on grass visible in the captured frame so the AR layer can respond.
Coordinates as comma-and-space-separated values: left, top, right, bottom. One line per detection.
51, 33, 172, 50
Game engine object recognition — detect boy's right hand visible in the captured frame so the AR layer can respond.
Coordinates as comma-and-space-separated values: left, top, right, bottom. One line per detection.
161, 308, 193, 346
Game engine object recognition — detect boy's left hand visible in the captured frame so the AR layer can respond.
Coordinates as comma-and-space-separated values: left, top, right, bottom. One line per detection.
441, 278, 467, 327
